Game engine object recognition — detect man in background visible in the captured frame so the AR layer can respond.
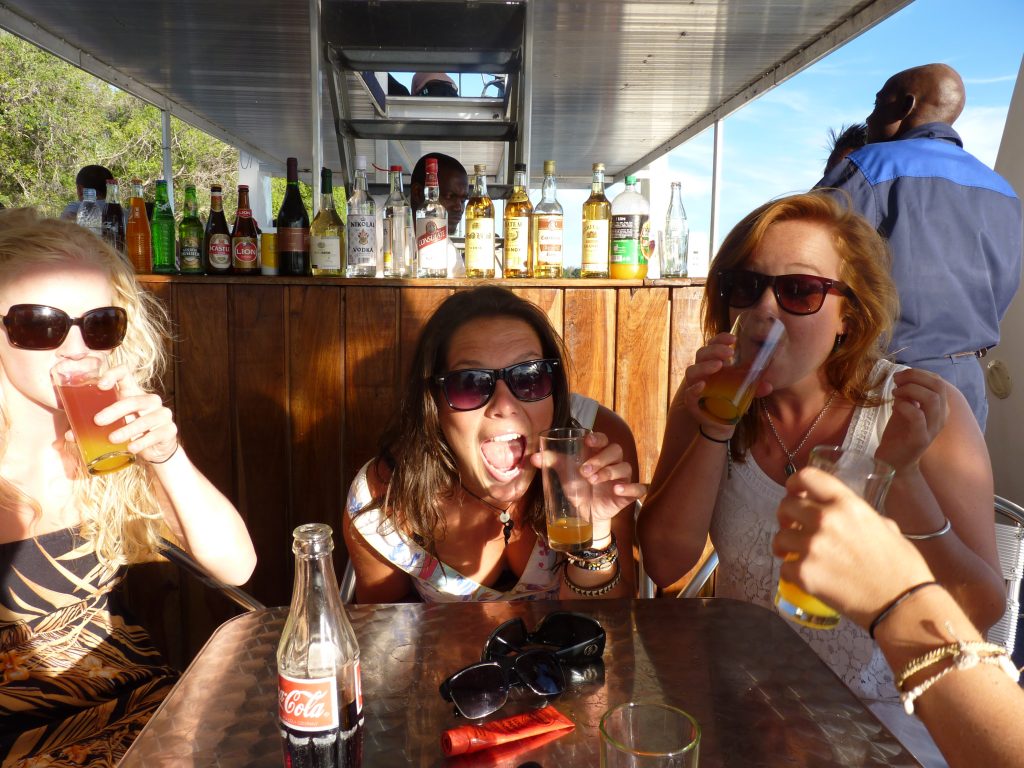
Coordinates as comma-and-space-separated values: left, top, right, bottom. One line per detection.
60, 164, 114, 220
818, 63, 1022, 429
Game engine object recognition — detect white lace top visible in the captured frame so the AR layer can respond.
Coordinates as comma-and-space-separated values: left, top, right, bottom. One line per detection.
709, 359, 906, 701
346, 393, 599, 602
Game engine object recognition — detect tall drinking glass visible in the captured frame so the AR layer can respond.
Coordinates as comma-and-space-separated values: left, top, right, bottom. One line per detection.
698, 309, 786, 425
539, 427, 594, 553
600, 702, 701, 767
51, 353, 135, 475
774, 445, 895, 629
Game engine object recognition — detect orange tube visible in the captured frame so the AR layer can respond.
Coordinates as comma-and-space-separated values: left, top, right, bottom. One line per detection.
441, 705, 575, 757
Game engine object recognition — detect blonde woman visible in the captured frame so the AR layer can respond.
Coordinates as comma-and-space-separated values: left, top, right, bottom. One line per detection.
0, 209, 256, 765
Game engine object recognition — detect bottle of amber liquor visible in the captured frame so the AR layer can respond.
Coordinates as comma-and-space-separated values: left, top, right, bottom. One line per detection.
581, 162, 610, 278
503, 163, 532, 278
530, 160, 563, 278
464, 164, 495, 278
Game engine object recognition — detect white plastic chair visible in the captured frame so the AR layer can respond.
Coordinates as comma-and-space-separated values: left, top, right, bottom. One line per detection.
989, 495, 1024, 656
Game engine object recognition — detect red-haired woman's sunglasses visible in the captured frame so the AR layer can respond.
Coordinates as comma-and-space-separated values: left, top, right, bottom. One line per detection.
718, 269, 854, 316
1, 304, 127, 350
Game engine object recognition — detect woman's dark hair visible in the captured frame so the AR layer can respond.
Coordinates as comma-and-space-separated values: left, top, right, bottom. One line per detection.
371, 286, 572, 549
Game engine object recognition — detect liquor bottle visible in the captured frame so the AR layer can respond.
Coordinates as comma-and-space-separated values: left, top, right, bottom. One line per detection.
76, 188, 103, 238
415, 158, 448, 278
278, 157, 311, 276
311, 167, 345, 276
125, 179, 152, 274
662, 181, 689, 278
278, 524, 364, 768
151, 180, 177, 274
464, 164, 495, 279
382, 165, 413, 278
178, 184, 205, 274
231, 184, 259, 274
203, 184, 232, 275
530, 160, 563, 278
101, 178, 126, 254
581, 163, 611, 278
610, 175, 650, 280
346, 156, 376, 277
503, 162, 532, 278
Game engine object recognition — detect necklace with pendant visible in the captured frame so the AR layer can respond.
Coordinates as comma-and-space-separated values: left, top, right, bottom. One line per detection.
460, 483, 515, 545
760, 391, 838, 477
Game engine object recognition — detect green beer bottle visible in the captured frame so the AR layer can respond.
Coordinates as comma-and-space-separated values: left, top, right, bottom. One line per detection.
178, 184, 205, 274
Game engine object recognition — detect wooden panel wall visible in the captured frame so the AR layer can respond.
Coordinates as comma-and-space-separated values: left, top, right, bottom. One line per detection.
139, 277, 705, 658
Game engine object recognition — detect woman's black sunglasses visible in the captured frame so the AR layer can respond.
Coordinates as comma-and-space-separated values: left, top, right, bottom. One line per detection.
717, 269, 854, 316
434, 358, 560, 412
483, 612, 605, 663
439, 649, 566, 719
1, 304, 128, 350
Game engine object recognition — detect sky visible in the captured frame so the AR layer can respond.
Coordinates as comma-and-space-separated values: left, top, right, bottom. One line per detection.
659, 0, 1024, 274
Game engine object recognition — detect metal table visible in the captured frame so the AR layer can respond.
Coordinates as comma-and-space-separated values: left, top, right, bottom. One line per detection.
119, 598, 920, 767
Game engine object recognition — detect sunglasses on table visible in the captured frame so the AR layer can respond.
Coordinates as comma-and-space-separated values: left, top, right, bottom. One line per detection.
1, 304, 128, 350
484, 612, 606, 663
434, 358, 560, 412
717, 269, 854, 316
439, 649, 566, 720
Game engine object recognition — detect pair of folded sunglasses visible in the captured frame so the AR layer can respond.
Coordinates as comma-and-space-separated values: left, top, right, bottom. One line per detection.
439, 612, 606, 719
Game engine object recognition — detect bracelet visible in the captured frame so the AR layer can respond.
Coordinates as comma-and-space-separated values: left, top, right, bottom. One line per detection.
895, 637, 1010, 690
570, 533, 617, 561
148, 443, 180, 465
567, 543, 619, 571
868, 581, 939, 639
698, 426, 730, 444
563, 561, 622, 597
898, 643, 1018, 715
902, 518, 952, 541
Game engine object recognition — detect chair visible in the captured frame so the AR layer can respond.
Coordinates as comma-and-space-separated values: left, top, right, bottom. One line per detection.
157, 537, 265, 612
989, 495, 1024, 659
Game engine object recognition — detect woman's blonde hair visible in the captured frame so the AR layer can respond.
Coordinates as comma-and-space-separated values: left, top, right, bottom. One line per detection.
0, 208, 172, 565
702, 192, 899, 457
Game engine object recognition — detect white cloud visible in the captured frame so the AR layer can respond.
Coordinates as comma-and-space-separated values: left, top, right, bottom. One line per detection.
956, 105, 1011, 167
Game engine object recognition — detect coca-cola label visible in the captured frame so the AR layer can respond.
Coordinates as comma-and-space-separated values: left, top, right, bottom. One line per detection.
279, 673, 338, 731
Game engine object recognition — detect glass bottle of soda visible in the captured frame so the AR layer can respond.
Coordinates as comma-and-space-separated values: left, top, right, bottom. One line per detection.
204, 184, 232, 275
151, 180, 177, 274
278, 524, 363, 768
231, 184, 260, 275
101, 178, 126, 254
125, 179, 152, 273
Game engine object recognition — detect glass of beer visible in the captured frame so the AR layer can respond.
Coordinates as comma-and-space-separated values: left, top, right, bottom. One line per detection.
698, 309, 786, 425
600, 702, 701, 767
51, 353, 135, 475
539, 427, 594, 553
775, 446, 895, 629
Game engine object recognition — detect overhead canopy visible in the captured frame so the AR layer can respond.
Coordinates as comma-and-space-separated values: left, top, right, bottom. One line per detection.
0, 0, 912, 186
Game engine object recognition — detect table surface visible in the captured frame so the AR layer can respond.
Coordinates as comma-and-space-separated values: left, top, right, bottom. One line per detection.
119, 598, 921, 767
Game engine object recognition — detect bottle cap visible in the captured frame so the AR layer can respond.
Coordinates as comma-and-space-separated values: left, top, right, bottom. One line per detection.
474, 164, 487, 175
543, 160, 556, 175
390, 164, 403, 172
426, 158, 438, 174
625, 175, 637, 185
593, 162, 605, 172
441, 729, 471, 756
514, 162, 527, 172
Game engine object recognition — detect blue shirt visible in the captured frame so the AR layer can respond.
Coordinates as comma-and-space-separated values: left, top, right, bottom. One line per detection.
818, 122, 1022, 363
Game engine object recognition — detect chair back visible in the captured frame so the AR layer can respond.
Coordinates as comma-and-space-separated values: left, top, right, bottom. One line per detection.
158, 537, 265, 613
989, 495, 1024, 658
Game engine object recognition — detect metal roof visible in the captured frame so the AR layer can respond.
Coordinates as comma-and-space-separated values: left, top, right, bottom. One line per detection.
0, 0, 912, 186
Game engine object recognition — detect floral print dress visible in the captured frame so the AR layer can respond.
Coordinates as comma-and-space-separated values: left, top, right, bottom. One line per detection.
0, 528, 177, 767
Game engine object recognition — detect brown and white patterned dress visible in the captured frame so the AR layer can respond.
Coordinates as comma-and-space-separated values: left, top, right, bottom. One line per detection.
0, 527, 177, 767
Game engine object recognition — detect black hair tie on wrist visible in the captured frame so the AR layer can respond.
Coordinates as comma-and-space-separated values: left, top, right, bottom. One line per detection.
148, 443, 180, 465
698, 426, 730, 444
869, 581, 940, 639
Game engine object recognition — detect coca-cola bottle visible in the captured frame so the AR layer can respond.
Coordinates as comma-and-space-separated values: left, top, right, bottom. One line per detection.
277, 524, 363, 768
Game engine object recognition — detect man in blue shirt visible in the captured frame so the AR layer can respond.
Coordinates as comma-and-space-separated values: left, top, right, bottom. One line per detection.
819, 63, 1022, 429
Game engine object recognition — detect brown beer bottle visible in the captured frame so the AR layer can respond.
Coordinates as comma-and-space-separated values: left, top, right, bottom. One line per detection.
204, 185, 232, 274
231, 184, 260, 274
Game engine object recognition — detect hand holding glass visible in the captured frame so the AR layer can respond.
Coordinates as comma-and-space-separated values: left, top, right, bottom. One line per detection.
774, 446, 895, 629
699, 310, 786, 425
600, 702, 701, 767
51, 353, 135, 475
539, 427, 593, 553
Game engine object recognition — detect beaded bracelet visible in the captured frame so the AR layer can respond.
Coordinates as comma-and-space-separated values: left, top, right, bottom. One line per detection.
898, 641, 1018, 715
698, 426, 730, 444
563, 562, 622, 597
567, 542, 619, 572
570, 533, 617, 562
903, 518, 952, 541
868, 581, 939, 639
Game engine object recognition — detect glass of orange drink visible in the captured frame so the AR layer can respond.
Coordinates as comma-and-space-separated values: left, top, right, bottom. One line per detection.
51, 353, 135, 475
775, 446, 895, 629
699, 310, 786, 425
539, 427, 594, 553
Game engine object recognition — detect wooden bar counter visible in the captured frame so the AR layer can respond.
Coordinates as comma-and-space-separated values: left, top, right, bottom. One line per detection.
136, 276, 707, 656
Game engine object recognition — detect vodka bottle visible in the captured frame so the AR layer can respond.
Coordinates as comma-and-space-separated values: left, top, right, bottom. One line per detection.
382, 165, 413, 278
415, 158, 448, 278
610, 175, 650, 280
530, 160, 563, 278
346, 156, 376, 277
464, 164, 495, 278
